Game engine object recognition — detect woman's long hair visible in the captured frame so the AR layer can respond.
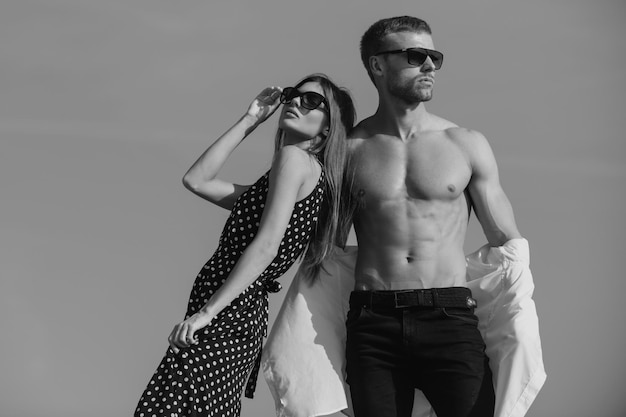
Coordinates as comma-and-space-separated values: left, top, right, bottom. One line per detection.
273, 74, 356, 277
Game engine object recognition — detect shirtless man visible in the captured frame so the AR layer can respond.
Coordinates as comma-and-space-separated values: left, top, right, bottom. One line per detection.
345, 16, 522, 417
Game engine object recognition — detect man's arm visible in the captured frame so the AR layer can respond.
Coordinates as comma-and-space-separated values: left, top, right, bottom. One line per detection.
463, 129, 522, 247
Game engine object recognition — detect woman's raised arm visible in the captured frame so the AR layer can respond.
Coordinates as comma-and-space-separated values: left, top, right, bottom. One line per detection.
182, 87, 283, 210
169, 146, 316, 351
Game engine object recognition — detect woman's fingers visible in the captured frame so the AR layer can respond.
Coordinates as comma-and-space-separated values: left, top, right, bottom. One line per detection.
175, 323, 188, 346
246, 86, 284, 123
168, 323, 189, 354
268, 86, 282, 101
167, 313, 210, 353
259, 86, 281, 104
184, 324, 198, 345
168, 327, 181, 354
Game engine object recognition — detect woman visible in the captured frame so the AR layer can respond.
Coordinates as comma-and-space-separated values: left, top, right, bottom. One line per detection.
134, 74, 355, 417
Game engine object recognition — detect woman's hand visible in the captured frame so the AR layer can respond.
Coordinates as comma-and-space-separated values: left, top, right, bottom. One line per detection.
245, 86, 283, 126
167, 312, 213, 354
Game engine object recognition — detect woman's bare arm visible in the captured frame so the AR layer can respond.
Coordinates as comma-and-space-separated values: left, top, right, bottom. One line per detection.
182, 87, 282, 210
169, 146, 314, 352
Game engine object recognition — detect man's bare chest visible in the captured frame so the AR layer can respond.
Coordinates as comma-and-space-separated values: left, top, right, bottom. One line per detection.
351, 137, 472, 202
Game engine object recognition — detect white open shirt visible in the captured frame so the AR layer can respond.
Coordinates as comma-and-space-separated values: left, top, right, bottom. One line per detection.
262, 238, 546, 417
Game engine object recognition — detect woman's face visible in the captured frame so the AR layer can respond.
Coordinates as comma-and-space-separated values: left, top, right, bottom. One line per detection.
279, 81, 329, 144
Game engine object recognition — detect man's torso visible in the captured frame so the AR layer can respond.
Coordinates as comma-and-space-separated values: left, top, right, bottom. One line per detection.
348, 117, 476, 290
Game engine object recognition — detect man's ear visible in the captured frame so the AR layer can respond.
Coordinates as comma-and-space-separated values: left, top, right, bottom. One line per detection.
369, 55, 384, 77
322, 125, 329, 137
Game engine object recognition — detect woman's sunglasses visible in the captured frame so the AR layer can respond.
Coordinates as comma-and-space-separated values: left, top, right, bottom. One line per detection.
280, 87, 328, 112
374, 47, 444, 70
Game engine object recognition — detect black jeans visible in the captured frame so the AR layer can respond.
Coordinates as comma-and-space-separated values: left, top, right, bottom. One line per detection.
346, 290, 495, 417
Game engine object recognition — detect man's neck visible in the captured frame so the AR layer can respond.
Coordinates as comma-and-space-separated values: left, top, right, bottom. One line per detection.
373, 98, 430, 141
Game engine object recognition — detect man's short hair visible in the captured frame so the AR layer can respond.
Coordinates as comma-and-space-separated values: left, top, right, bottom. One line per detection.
360, 16, 432, 82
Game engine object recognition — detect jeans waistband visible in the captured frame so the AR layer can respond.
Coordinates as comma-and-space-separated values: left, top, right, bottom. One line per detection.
349, 287, 477, 310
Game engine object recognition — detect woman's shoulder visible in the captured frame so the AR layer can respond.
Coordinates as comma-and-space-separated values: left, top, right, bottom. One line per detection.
272, 145, 319, 176
274, 144, 312, 160
270, 146, 322, 202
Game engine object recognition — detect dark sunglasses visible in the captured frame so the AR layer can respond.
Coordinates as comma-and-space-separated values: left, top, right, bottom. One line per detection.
374, 47, 444, 70
280, 87, 328, 112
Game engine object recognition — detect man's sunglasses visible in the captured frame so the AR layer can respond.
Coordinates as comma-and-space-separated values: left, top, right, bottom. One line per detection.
280, 87, 328, 112
374, 47, 444, 70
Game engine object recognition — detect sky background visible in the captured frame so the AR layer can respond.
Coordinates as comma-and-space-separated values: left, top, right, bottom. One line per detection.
1, 1, 625, 416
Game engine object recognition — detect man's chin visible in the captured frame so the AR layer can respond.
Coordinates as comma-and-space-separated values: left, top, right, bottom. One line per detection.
415, 87, 433, 102
389, 84, 433, 105
400, 92, 432, 106
418, 93, 432, 102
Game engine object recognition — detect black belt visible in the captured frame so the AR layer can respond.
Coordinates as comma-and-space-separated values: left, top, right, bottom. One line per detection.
350, 287, 477, 310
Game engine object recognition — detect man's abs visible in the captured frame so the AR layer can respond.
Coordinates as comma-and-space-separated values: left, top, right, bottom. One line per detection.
352, 198, 469, 290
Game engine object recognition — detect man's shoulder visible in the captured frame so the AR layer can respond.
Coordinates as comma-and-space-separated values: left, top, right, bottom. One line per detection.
348, 118, 374, 139
346, 118, 375, 151
442, 127, 496, 170
418, 113, 486, 145
443, 126, 488, 147
346, 114, 489, 149
427, 112, 458, 131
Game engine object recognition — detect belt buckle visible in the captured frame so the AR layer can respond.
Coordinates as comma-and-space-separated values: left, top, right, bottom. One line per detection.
466, 296, 477, 309
393, 290, 414, 308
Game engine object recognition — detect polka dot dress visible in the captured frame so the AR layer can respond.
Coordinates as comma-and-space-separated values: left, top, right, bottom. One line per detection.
135, 169, 325, 417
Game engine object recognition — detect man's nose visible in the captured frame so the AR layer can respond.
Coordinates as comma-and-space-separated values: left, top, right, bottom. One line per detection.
421, 56, 436, 72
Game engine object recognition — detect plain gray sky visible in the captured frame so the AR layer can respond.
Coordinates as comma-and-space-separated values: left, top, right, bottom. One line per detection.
1, 1, 625, 416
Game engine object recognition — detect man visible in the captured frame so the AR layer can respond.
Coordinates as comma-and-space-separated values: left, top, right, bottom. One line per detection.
345, 16, 522, 417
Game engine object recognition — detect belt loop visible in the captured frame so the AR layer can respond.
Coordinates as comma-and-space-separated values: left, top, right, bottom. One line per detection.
431, 289, 440, 308
365, 292, 372, 309
417, 290, 425, 306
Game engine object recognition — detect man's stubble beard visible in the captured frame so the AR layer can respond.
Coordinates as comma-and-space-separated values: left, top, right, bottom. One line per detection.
388, 77, 433, 105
